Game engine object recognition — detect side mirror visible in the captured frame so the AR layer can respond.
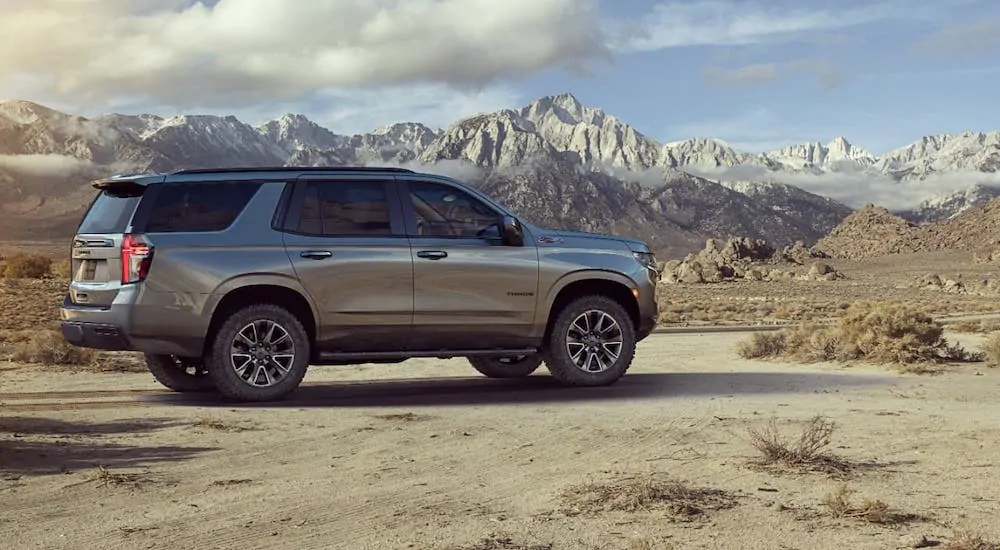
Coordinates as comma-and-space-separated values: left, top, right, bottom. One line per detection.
499, 215, 524, 247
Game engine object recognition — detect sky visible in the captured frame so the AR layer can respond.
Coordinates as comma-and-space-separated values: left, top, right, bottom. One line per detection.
1, 0, 1000, 155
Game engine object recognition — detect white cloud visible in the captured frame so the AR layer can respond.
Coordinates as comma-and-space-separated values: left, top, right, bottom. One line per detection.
612, 0, 954, 53
913, 19, 1000, 58
0, 154, 95, 177
690, 162, 1000, 211
700, 59, 845, 88
0, 0, 606, 109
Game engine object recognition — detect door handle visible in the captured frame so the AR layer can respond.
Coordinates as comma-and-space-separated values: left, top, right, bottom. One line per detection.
300, 250, 333, 260
416, 250, 448, 260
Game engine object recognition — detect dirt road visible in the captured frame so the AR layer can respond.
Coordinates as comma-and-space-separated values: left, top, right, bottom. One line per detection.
2, 331, 999, 550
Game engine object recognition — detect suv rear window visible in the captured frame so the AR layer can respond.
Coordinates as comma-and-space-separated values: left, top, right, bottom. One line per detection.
145, 181, 262, 233
77, 189, 143, 234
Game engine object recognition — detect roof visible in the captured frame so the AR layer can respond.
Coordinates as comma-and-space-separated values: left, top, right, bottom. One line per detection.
92, 165, 418, 188
170, 166, 415, 175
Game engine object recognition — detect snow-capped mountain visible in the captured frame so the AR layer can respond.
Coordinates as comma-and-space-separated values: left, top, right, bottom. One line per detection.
0, 93, 998, 254
764, 137, 876, 171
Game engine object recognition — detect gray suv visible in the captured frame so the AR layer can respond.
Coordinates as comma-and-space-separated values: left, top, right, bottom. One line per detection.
59, 166, 659, 402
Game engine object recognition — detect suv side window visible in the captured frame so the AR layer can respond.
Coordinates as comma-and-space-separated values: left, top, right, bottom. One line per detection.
409, 180, 498, 238
295, 180, 393, 236
145, 181, 261, 233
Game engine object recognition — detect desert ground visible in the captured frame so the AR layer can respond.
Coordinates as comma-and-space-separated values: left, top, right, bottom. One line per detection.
3, 243, 1000, 549
3, 330, 1000, 550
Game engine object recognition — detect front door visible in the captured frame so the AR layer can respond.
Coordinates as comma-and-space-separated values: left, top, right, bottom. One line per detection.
282, 176, 413, 352
399, 177, 540, 351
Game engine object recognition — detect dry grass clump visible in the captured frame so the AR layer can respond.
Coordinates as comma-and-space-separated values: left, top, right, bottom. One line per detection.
560, 472, 736, 521
746, 415, 852, 475
946, 531, 999, 550
980, 333, 1000, 367
2, 253, 52, 279
84, 466, 159, 491
449, 537, 553, 550
737, 300, 983, 366
191, 418, 248, 432
821, 484, 922, 525
5, 329, 98, 366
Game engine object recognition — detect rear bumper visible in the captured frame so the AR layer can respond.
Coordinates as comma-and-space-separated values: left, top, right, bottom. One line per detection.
60, 321, 132, 351
59, 293, 205, 357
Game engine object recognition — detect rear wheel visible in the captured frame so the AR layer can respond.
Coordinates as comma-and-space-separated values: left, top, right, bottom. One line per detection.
205, 304, 310, 402
144, 354, 215, 393
542, 295, 636, 387
468, 354, 543, 378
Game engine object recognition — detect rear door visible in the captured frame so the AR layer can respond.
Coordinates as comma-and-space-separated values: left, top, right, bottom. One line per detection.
68, 182, 145, 307
281, 175, 414, 352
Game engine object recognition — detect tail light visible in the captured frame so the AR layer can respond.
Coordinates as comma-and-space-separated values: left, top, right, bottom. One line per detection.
121, 234, 154, 284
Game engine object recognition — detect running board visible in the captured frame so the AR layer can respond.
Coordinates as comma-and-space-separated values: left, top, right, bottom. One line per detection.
315, 348, 538, 363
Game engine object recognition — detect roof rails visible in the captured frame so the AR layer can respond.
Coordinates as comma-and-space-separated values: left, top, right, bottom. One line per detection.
171, 166, 416, 175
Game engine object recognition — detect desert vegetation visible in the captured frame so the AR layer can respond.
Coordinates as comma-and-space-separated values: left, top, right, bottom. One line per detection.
559, 472, 737, 520
737, 300, 984, 369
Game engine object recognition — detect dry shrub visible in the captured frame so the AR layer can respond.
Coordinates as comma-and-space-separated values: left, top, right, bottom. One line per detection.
560, 472, 736, 520
6, 329, 97, 366
737, 300, 983, 366
980, 333, 1000, 367
747, 416, 852, 475
737, 332, 787, 359
3, 253, 52, 279
947, 531, 999, 550
821, 484, 920, 525
50, 258, 72, 279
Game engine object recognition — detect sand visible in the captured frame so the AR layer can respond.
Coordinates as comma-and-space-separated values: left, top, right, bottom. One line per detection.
2, 330, 1000, 550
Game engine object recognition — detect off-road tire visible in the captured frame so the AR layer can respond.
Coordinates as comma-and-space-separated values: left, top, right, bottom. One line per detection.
205, 303, 311, 402
468, 354, 543, 378
542, 294, 636, 387
144, 354, 215, 393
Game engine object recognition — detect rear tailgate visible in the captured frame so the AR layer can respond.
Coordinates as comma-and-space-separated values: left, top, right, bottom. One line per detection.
69, 181, 145, 307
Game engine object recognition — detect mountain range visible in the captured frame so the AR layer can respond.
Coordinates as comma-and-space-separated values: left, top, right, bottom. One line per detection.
1, 93, 999, 257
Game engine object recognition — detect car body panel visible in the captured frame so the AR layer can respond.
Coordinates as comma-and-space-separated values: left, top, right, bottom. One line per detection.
59, 167, 661, 361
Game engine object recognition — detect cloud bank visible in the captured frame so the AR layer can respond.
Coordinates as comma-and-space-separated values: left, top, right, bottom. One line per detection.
688, 163, 1000, 212
0, 0, 607, 109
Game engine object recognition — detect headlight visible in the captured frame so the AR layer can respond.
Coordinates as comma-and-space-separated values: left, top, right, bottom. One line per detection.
632, 251, 658, 272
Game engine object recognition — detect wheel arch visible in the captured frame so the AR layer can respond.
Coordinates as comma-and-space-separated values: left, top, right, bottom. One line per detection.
541, 271, 641, 338
203, 275, 319, 355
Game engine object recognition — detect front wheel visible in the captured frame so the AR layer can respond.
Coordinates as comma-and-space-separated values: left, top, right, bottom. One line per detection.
542, 295, 636, 387
468, 354, 543, 378
205, 304, 311, 402
144, 354, 215, 393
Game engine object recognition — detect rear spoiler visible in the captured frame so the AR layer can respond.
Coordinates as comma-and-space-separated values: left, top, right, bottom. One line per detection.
91, 173, 163, 195
91, 177, 149, 197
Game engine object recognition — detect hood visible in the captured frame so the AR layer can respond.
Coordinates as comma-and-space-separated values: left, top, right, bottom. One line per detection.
529, 225, 650, 252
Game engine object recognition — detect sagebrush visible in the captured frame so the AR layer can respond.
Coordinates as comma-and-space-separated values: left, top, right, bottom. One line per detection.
737, 300, 982, 365
2, 253, 52, 279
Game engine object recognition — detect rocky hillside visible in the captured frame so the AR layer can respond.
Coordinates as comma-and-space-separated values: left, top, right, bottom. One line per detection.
816, 198, 1000, 259
814, 206, 918, 259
